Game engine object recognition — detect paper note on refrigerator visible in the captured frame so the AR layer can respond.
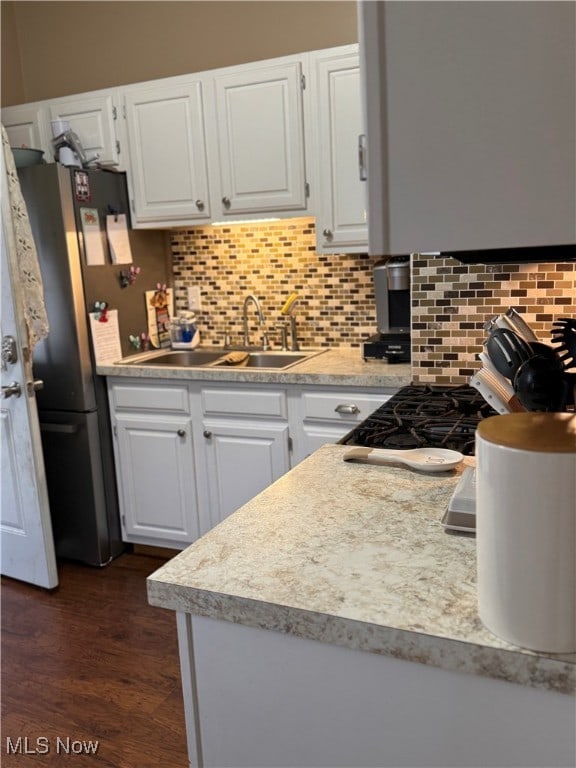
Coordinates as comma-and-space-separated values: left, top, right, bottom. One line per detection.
80, 207, 106, 265
88, 309, 122, 364
106, 214, 133, 264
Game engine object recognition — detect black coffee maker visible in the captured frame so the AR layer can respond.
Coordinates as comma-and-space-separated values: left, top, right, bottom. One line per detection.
362, 256, 411, 363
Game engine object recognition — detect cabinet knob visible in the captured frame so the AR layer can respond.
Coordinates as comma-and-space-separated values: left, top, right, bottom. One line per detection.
335, 404, 360, 414
195, 199, 205, 211
177, 429, 186, 437
323, 228, 333, 239
203, 430, 212, 439
222, 196, 231, 209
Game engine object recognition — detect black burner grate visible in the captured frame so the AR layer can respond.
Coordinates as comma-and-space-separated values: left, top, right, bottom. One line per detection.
342, 385, 497, 455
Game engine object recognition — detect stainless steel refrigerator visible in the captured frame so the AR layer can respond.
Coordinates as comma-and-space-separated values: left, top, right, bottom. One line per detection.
18, 163, 172, 566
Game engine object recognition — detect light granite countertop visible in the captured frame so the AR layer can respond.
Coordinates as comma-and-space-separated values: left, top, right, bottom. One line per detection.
148, 444, 575, 696
97, 346, 412, 388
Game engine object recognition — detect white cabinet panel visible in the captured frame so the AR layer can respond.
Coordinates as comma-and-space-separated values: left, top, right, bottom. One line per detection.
290, 386, 392, 464
49, 91, 120, 165
2, 103, 51, 157
123, 78, 210, 224
210, 60, 308, 217
312, 46, 368, 253
114, 413, 199, 546
359, 1, 575, 253
201, 387, 287, 418
200, 420, 290, 531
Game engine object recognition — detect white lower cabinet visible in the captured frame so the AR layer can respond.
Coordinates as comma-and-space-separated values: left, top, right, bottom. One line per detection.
108, 380, 200, 549
114, 412, 199, 545
198, 420, 290, 533
193, 384, 290, 533
108, 378, 395, 548
289, 387, 392, 465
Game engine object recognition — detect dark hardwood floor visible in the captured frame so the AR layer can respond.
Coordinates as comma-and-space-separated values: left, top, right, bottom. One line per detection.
1, 552, 189, 767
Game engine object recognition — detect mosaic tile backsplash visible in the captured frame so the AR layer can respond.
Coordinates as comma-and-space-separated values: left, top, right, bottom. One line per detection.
171, 217, 377, 349
411, 256, 575, 384
169, 218, 575, 384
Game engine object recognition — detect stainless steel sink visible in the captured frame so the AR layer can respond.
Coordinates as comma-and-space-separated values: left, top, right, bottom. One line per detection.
238, 352, 313, 368
126, 350, 225, 366
124, 349, 324, 370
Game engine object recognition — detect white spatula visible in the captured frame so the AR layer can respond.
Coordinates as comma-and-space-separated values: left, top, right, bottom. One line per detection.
343, 447, 463, 472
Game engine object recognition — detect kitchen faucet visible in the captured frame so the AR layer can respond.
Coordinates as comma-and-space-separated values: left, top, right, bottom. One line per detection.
242, 294, 270, 350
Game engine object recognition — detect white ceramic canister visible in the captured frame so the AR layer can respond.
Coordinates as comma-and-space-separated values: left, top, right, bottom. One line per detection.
476, 412, 576, 653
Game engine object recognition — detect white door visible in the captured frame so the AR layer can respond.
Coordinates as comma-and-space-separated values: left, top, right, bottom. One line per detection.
0, 167, 58, 588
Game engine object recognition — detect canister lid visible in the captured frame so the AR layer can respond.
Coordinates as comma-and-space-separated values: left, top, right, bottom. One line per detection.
477, 413, 576, 453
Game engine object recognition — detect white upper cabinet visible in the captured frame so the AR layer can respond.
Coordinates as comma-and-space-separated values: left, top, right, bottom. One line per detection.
207, 57, 310, 220
48, 90, 121, 166
359, 1, 576, 254
123, 77, 211, 226
2, 103, 52, 157
310, 45, 367, 253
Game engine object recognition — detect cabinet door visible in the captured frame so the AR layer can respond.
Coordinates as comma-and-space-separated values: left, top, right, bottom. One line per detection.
201, 420, 290, 531
299, 423, 355, 460
2, 103, 51, 157
123, 79, 210, 225
313, 48, 368, 253
359, 1, 576, 253
114, 413, 199, 546
49, 92, 120, 165
211, 60, 308, 216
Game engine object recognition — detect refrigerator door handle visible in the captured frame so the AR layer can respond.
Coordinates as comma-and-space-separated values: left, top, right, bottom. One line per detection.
40, 422, 79, 434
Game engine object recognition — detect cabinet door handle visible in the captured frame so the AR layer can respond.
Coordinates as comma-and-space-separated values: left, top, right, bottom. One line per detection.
195, 199, 205, 211
177, 429, 186, 437
222, 197, 231, 209
358, 134, 367, 181
323, 228, 333, 239
203, 430, 212, 438
335, 404, 360, 414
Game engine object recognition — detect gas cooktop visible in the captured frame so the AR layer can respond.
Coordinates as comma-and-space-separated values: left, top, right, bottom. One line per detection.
342, 384, 497, 456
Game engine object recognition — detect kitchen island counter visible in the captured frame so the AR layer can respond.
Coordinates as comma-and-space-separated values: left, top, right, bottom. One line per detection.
147, 444, 575, 768
148, 444, 574, 695
97, 346, 412, 388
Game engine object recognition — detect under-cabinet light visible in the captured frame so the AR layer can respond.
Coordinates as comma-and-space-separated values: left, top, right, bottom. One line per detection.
211, 218, 281, 227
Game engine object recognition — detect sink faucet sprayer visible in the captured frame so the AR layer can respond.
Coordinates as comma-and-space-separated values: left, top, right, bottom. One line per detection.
242, 295, 270, 350
279, 292, 300, 351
